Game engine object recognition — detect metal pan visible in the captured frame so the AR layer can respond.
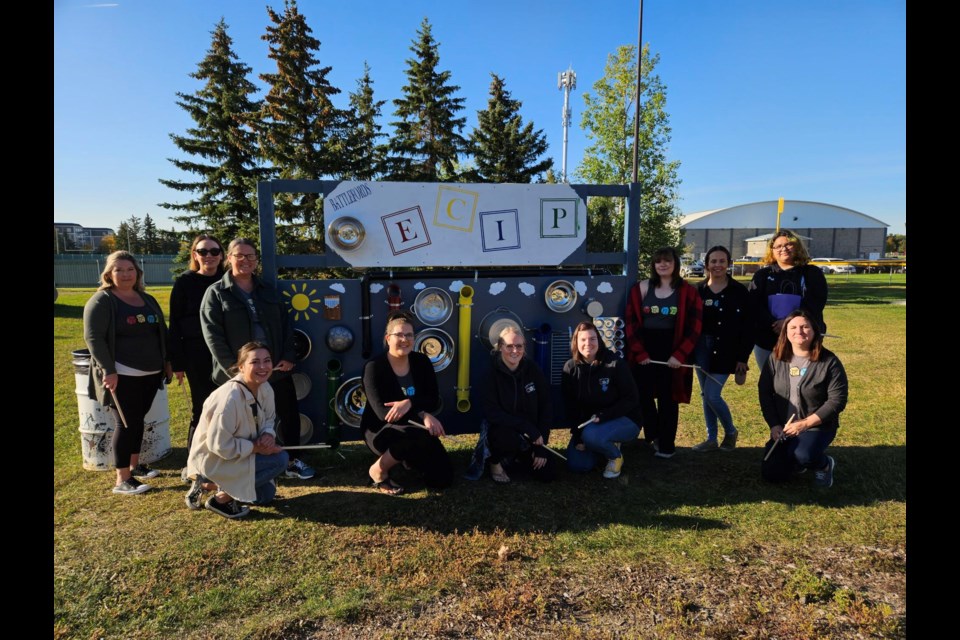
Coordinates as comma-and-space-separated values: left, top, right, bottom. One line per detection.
476, 307, 524, 351
292, 329, 312, 361
544, 279, 577, 313
299, 413, 314, 443
415, 328, 456, 372
327, 216, 366, 251
410, 287, 453, 326
334, 376, 366, 428
292, 373, 312, 400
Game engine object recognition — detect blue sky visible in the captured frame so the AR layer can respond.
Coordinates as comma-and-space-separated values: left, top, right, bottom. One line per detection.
54, 0, 906, 235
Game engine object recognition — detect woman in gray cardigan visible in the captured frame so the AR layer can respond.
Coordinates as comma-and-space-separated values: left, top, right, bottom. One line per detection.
759, 308, 848, 488
83, 251, 171, 495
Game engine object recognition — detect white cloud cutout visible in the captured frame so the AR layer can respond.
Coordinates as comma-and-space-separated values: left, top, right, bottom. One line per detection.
518, 282, 535, 297
597, 282, 613, 293
329, 283, 346, 293
488, 282, 506, 295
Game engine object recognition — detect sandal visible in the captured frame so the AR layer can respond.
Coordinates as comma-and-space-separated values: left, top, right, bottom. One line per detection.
372, 478, 404, 495
490, 463, 511, 484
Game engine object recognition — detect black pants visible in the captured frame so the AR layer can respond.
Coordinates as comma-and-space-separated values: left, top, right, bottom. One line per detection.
366, 425, 454, 488
111, 372, 163, 468
488, 425, 556, 482
183, 340, 217, 449
271, 375, 300, 449
633, 328, 679, 454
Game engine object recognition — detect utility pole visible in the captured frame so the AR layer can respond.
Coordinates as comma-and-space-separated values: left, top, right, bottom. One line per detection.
558, 67, 576, 183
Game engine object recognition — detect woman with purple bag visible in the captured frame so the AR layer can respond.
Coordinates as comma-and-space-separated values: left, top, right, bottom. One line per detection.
748, 230, 828, 370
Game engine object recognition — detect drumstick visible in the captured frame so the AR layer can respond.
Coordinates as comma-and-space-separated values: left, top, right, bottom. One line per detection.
522, 433, 568, 461
763, 413, 796, 461
576, 416, 598, 430
110, 389, 130, 429
180, 379, 190, 405
281, 444, 332, 450
647, 359, 725, 386
407, 420, 448, 437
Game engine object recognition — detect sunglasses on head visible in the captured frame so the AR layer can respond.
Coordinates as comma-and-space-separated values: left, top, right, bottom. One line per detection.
195, 248, 222, 257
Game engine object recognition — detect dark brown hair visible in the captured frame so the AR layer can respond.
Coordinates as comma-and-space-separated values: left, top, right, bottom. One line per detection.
772, 309, 823, 362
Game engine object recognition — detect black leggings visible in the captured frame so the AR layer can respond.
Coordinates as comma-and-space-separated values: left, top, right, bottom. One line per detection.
271, 375, 301, 449
366, 425, 454, 488
182, 341, 217, 448
111, 373, 163, 468
488, 425, 555, 482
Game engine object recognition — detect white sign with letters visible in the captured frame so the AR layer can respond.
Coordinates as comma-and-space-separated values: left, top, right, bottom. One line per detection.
324, 182, 585, 267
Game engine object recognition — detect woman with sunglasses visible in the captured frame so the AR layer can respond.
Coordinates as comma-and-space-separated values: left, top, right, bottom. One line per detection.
481, 326, 554, 483
748, 230, 828, 370
360, 312, 453, 495
169, 234, 224, 465
200, 238, 315, 481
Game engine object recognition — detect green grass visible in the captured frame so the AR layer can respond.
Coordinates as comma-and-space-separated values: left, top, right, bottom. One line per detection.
54, 280, 906, 639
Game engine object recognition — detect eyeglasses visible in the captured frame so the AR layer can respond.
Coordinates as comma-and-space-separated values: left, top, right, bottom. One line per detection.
388, 332, 414, 340
772, 242, 795, 251
232, 253, 258, 262
195, 247, 222, 257
503, 344, 525, 352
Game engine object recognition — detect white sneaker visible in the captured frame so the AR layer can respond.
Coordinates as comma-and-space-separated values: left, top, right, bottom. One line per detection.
603, 457, 624, 479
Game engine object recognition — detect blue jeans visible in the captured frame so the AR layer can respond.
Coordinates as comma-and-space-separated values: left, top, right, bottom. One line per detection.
253, 451, 289, 505
783, 427, 836, 471
566, 416, 640, 473
694, 338, 737, 441
754, 346, 772, 372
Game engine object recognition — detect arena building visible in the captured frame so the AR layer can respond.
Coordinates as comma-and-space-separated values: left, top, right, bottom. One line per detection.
679, 200, 888, 260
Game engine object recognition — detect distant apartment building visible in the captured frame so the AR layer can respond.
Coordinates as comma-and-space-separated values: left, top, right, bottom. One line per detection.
54, 222, 115, 253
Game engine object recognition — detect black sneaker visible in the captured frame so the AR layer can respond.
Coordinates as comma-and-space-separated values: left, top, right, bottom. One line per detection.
131, 464, 160, 480
184, 477, 206, 510
813, 456, 835, 488
205, 496, 250, 519
112, 477, 151, 495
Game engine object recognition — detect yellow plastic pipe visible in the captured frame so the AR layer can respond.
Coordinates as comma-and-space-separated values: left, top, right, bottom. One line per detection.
456, 285, 474, 412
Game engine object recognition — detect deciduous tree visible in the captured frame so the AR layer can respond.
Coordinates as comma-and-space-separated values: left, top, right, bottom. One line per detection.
576, 44, 683, 268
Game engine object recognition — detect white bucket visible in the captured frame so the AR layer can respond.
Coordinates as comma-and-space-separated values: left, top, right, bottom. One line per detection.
73, 349, 172, 471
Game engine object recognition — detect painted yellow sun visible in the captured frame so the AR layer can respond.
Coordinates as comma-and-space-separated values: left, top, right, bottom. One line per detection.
282, 283, 321, 321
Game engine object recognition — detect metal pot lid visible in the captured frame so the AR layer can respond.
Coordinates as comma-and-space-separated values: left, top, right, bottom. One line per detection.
327, 216, 366, 251
334, 376, 366, 429
583, 298, 604, 318
411, 287, 453, 326
292, 329, 312, 361
299, 413, 314, 443
292, 373, 312, 400
476, 307, 524, 351
415, 328, 456, 372
544, 280, 577, 313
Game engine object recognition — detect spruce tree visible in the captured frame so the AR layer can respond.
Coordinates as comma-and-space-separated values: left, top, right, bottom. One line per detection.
337, 62, 387, 180
388, 18, 467, 182
158, 19, 267, 242
141, 214, 159, 254
576, 44, 683, 267
258, 0, 343, 255
469, 73, 552, 183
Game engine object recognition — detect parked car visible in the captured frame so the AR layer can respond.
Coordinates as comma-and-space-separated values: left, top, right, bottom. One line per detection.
737, 256, 761, 262
680, 260, 704, 278
812, 258, 856, 274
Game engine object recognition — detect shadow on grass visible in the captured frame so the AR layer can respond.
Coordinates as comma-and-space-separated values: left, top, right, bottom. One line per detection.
54, 303, 85, 319
251, 443, 905, 535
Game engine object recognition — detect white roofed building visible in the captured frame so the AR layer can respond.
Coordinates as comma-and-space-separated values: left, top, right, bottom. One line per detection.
679, 201, 888, 259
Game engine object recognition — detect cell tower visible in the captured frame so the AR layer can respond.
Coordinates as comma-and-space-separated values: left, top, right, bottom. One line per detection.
557, 66, 576, 183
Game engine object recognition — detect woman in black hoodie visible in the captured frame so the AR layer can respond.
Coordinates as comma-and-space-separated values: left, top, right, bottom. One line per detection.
482, 327, 554, 483
563, 322, 643, 479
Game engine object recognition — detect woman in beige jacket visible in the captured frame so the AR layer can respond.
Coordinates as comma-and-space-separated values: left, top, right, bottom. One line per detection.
184, 342, 290, 519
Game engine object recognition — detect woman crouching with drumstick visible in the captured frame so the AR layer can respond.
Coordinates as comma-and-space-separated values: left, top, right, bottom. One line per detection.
759, 309, 848, 488
184, 342, 290, 518
360, 312, 454, 495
